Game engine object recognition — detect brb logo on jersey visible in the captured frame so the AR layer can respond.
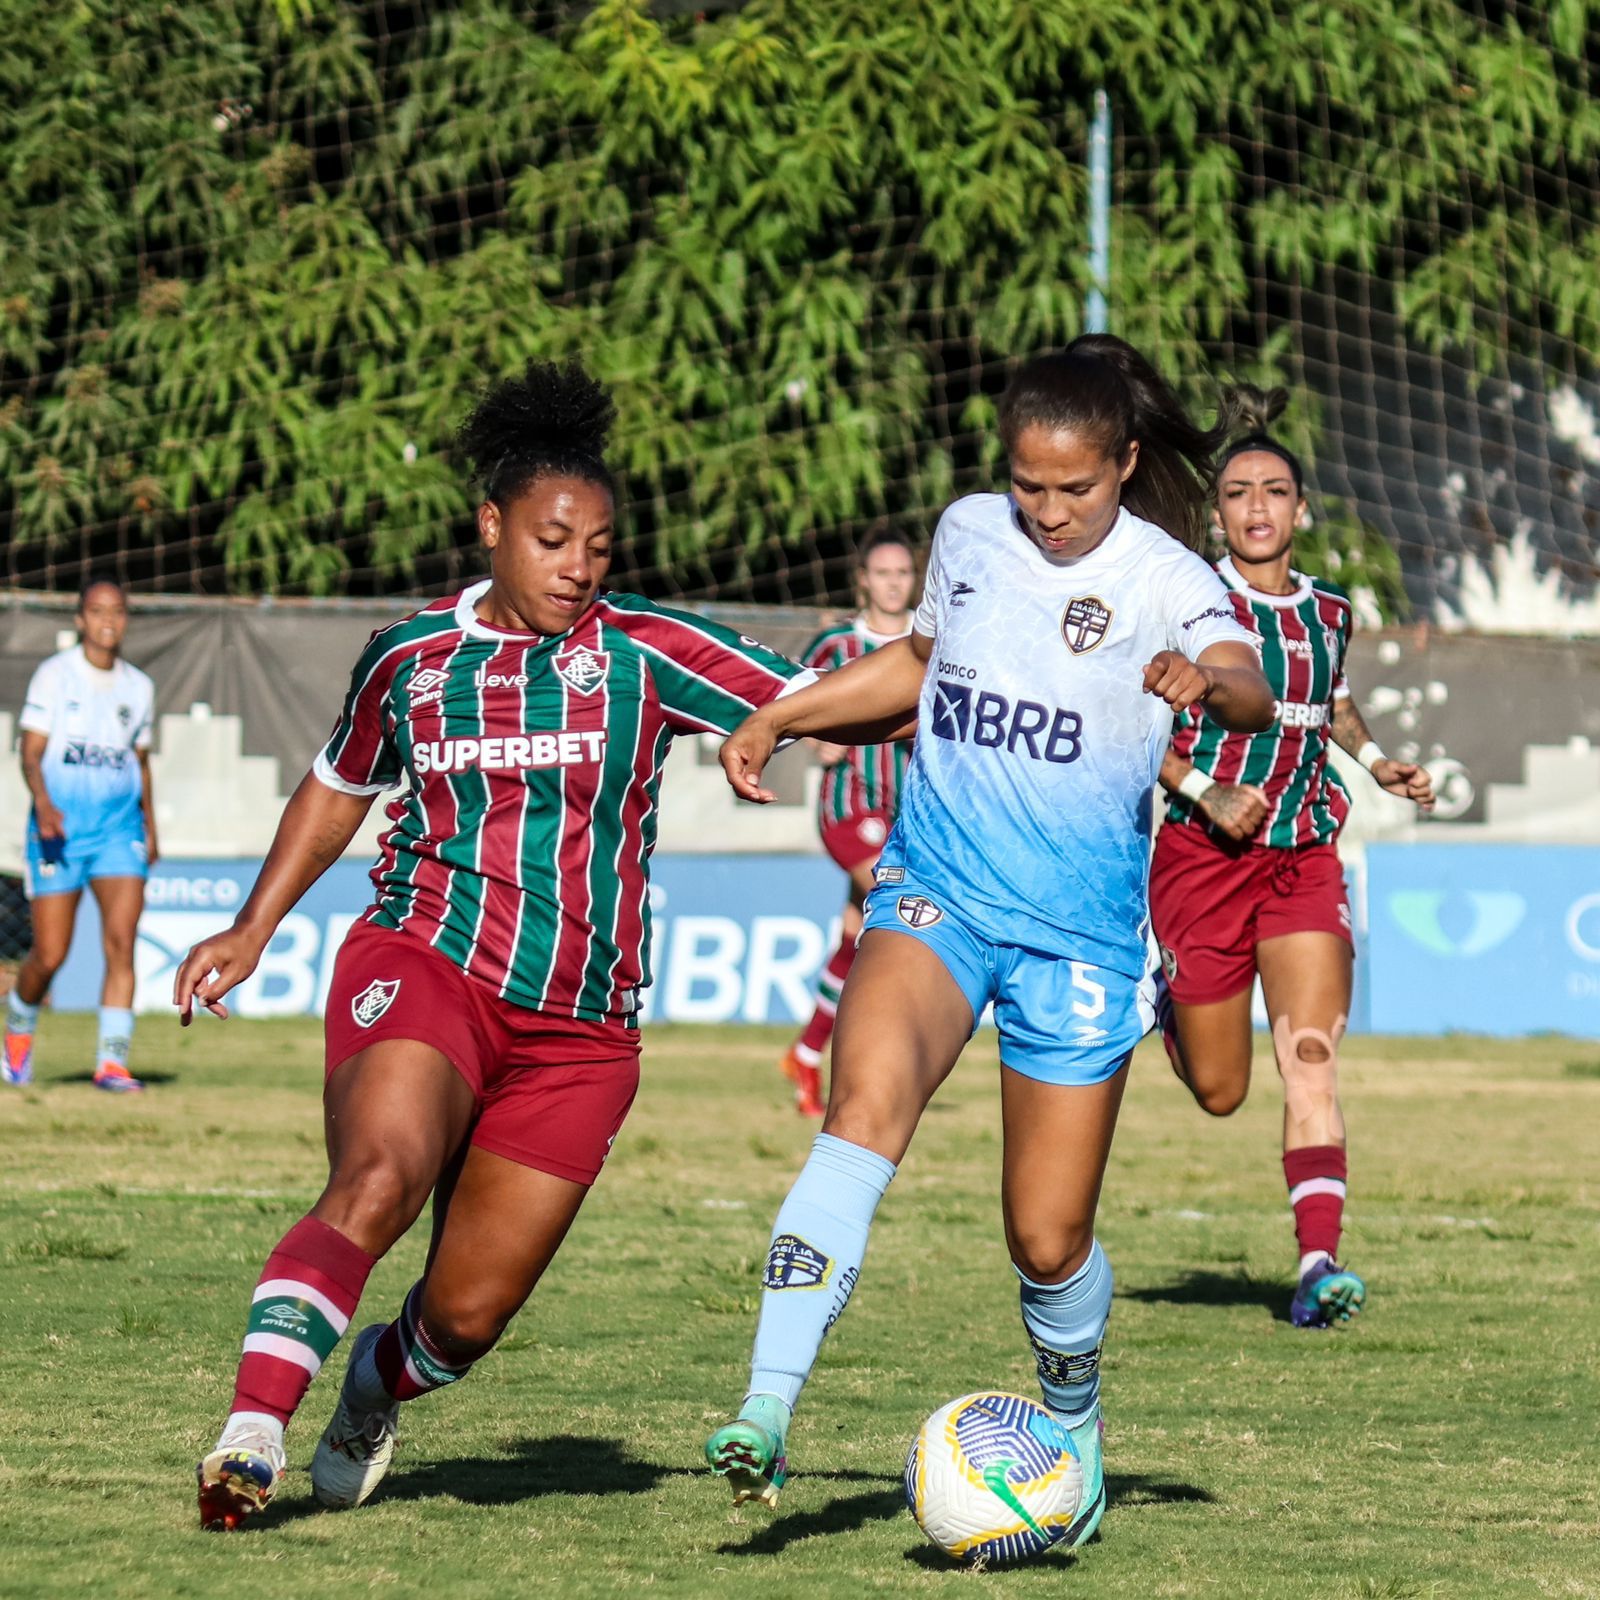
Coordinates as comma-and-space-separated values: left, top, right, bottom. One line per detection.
554, 645, 609, 696
1062, 595, 1113, 653
932, 668, 1084, 765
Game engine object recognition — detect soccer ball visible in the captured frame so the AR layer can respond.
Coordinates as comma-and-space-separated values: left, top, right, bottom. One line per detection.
904, 1391, 1083, 1567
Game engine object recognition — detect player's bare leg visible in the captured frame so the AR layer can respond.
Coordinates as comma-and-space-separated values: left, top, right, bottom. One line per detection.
89, 875, 144, 1090
1258, 932, 1363, 1327
999, 1060, 1130, 1546
4, 891, 78, 1087
313, 1145, 590, 1508
710, 930, 972, 1505
198, 1041, 474, 1528
782, 860, 875, 1115
1164, 986, 1255, 1116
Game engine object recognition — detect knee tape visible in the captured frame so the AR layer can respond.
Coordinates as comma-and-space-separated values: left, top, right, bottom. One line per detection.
1272, 1014, 1346, 1125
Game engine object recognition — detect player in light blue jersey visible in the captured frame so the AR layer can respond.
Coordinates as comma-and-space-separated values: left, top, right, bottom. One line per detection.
4, 579, 158, 1092
705, 336, 1274, 1550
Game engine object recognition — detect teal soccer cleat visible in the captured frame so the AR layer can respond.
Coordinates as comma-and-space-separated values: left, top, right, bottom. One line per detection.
1290, 1256, 1366, 1329
705, 1416, 789, 1509
1059, 1405, 1106, 1548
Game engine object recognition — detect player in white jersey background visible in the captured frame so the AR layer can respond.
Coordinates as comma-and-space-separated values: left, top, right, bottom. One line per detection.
705, 335, 1273, 1556
4, 579, 158, 1092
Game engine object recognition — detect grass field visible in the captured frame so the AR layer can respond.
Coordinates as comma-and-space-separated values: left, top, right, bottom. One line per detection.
1, 1017, 1596, 1599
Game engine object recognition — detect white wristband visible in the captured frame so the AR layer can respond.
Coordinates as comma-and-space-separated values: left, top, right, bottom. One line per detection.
1355, 740, 1385, 773
1177, 767, 1215, 805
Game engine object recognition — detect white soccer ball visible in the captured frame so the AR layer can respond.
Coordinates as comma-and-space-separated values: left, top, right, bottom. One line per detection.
904, 1391, 1084, 1567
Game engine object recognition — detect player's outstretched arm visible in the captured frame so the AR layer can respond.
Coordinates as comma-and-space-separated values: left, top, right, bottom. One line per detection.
1330, 693, 1435, 812
1143, 641, 1274, 733
172, 771, 374, 1024
721, 634, 930, 803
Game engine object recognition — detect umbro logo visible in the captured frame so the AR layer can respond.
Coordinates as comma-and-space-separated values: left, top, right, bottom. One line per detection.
262, 1302, 309, 1325
408, 667, 450, 706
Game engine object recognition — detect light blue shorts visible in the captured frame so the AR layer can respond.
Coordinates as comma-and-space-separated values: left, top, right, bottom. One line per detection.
860, 871, 1155, 1085
24, 825, 148, 899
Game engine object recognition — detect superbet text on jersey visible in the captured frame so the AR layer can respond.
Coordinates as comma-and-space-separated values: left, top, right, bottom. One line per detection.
315, 582, 808, 1022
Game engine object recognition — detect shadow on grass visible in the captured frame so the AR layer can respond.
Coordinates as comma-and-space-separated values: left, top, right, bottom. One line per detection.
1109, 1471, 1215, 1508
55, 1069, 181, 1087
716, 1483, 905, 1555
1118, 1268, 1290, 1323
262, 1434, 684, 1524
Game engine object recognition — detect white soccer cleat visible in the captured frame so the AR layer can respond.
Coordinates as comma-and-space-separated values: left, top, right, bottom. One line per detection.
311, 1324, 400, 1509
197, 1428, 286, 1530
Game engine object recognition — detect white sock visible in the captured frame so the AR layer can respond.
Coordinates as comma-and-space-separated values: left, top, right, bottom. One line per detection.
1298, 1250, 1334, 1278
217, 1410, 286, 1458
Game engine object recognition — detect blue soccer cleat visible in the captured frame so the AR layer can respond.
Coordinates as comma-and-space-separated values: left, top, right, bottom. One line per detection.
1290, 1256, 1366, 1329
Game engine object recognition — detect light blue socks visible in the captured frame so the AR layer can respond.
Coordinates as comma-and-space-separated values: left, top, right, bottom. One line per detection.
746, 1133, 897, 1411
97, 1006, 134, 1070
1017, 1239, 1113, 1424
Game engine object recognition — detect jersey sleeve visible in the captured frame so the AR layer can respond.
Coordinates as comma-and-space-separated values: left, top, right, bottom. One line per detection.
1163, 552, 1260, 659
620, 601, 814, 736
911, 515, 950, 640
18, 658, 60, 737
130, 670, 155, 751
312, 628, 406, 795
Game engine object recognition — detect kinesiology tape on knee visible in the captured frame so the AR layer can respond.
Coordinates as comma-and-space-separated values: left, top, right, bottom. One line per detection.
1272, 1013, 1346, 1124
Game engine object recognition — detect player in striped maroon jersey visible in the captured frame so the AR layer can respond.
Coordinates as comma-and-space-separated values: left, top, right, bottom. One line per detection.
1149, 388, 1434, 1330
778, 529, 918, 1115
173, 361, 839, 1529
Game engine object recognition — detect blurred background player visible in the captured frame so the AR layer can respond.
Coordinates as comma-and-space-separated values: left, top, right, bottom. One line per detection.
704, 336, 1273, 1549
174, 359, 902, 1532
779, 528, 918, 1115
3, 578, 158, 1093
1149, 387, 1435, 1330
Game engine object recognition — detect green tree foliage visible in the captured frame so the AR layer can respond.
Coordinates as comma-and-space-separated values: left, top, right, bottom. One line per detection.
1, 0, 1595, 604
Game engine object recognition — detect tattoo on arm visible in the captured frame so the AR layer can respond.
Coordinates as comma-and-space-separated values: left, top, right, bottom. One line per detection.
1330, 695, 1371, 755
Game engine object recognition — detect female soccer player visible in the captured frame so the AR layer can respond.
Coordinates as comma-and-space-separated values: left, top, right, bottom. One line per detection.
778, 528, 918, 1116
175, 361, 850, 1530
4, 578, 158, 1092
1149, 387, 1434, 1330
703, 336, 1274, 1551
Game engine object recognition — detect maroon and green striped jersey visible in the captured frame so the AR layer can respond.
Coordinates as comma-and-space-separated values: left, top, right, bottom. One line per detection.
802, 618, 913, 824
1167, 557, 1354, 849
314, 581, 809, 1021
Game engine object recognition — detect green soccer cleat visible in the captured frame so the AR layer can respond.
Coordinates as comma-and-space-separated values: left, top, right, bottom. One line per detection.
705, 1415, 789, 1509
1059, 1405, 1106, 1549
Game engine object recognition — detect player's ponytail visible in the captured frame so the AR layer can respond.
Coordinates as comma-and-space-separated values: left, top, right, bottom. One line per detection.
998, 335, 1224, 551
1216, 382, 1304, 493
457, 359, 618, 505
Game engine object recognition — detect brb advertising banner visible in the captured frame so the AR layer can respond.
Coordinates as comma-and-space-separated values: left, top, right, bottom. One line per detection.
50, 856, 848, 1024
1366, 844, 1600, 1038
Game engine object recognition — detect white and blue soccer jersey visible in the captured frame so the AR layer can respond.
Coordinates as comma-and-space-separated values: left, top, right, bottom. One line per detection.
20, 645, 154, 845
879, 494, 1256, 982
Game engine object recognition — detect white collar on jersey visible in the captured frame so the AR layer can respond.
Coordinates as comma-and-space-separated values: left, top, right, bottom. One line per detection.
453, 577, 567, 643
69, 642, 122, 685
853, 614, 912, 645
1216, 554, 1312, 608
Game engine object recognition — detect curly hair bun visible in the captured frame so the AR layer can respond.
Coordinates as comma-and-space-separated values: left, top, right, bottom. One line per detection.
456, 360, 617, 501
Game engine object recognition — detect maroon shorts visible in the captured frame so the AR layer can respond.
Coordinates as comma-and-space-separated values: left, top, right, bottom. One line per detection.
324, 921, 640, 1186
820, 808, 892, 871
1148, 823, 1353, 1005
